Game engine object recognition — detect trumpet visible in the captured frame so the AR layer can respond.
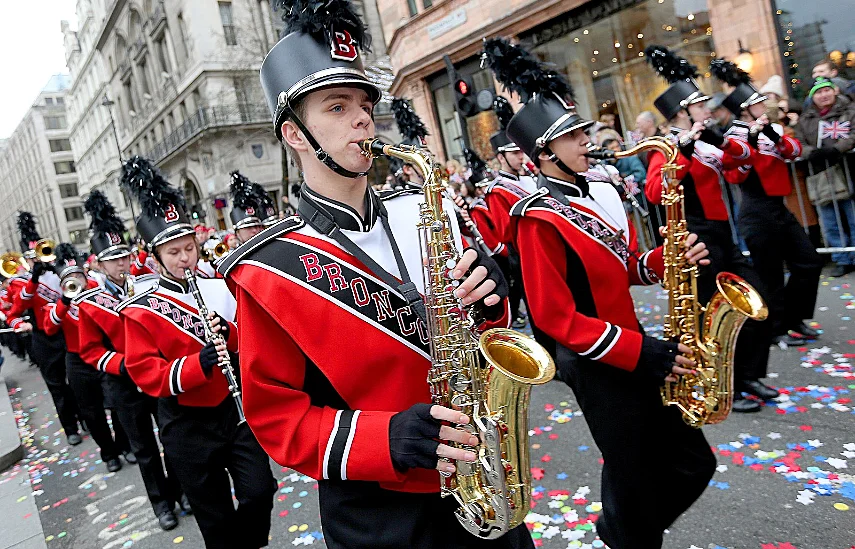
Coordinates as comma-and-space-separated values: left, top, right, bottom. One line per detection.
199, 241, 230, 263
35, 239, 57, 263
0, 252, 27, 278
62, 277, 85, 299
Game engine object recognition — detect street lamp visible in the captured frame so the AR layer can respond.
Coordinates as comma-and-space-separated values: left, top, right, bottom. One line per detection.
735, 39, 754, 74
101, 94, 137, 222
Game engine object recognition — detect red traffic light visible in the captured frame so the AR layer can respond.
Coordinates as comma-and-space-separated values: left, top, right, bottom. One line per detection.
455, 79, 471, 96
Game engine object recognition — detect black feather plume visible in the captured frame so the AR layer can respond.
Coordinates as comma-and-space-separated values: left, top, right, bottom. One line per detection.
463, 148, 488, 183
120, 156, 185, 218
391, 98, 428, 142
273, 0, 371, 51
482, 37, 574, 103
709, 58, 752, 86
229, 171, 257, 210
84, 190, 125, 237
16, 211, 40, 251
250, 182, 275, 210
54, 243, 79, 266
493, 96, 515, 130
644, 45, 700, 83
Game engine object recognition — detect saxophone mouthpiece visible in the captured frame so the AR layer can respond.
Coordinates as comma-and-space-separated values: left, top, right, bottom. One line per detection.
585, 148, 615, 160
359, 138, 389, 158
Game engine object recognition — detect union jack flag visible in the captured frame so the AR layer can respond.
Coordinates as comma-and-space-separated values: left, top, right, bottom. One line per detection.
819, 120, 851, 140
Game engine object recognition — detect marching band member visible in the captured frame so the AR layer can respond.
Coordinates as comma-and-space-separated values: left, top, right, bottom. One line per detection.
119, 157, 275, 549
41, 243, 121, 471
218, 2, 519, 547
643, 46, 772, 411
483, 37, 715, 549
76, 190, 185, 530
7, 212, 82, 445
229, 171, 270, 243
710, 59, 823, 352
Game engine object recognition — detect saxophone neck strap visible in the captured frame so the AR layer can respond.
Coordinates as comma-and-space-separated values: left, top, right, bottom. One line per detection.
297, 196, 427, 324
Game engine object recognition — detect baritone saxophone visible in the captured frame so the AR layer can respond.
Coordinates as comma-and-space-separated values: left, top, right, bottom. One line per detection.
360, 139, 555, 539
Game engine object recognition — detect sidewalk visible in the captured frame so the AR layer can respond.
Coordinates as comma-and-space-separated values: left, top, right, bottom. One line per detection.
0, 354, 47, 549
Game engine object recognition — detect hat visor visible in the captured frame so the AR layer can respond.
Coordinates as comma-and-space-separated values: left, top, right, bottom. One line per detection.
548, 118, 597, 144
290, 72, 381, 106
97, 246, 133, 262
742, 92, 768, 109
149, 225, 195, 251
686, 91, 712, 106
496, 143, 521, 152
234, 217, 264, 230
59, 266, 85, 279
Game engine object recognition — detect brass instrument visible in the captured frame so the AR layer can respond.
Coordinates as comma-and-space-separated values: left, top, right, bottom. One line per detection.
0, 252, 27, 278
589, 138, 768, 427
199, 241, 230, 263
62, 277, 85, 299
35, 239, 56, 263
184, 268, 245, 425
360, 139, 555, 539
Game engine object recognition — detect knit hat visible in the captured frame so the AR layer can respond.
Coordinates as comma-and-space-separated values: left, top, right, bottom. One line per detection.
809, 77, 836, 98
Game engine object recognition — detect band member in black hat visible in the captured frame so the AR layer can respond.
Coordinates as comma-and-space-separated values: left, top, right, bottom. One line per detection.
76, 190, 186, 530
483, 37, 715, 549
119, 157, 275, 548
249, 179, 281, 227
643, 45, 771, 412
229, 171, 270, 243
710, 59, 823, 353
41, 242, 123, 471
220, 1, 519, 547
8, 212, 83, 445
390, 97, 429, 189
490, 97, 536, 194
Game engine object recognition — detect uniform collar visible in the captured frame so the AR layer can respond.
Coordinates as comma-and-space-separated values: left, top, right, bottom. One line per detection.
103, 277, 125, 299
498, 170, 520, 181
301, 184, 380, 232
158, 275, 189, 294
539, 173, 589, 201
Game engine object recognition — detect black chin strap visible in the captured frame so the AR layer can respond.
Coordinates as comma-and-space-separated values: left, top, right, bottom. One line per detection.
543, 147, 578, 180
288, 112, 369, 179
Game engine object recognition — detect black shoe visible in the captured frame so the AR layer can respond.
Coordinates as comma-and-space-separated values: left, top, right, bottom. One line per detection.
67, 433, 83, 446
829, 264, 848, 278
792, 322, 820, 339
123, 451, 137, 464
512, 317, 527, 329
157, 510, 178, 531
178, 494, 193, 515
741, 380, 780, 401
773, 334, 805, 347
106, 458, 122, 473
79, 421, 89, 434
732, 396, 762, 413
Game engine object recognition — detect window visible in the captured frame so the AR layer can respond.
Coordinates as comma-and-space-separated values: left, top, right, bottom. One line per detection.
59, 183, 79, 198
45, 97, 54, 105
49, 139, 71, 152
45, 116, 67, 129
54, 161, 77, 175
407, 0, 417, 17
423, 0, 432, 8
177, 13, 190, 60
64, 206, 84, 222
219, 2, 237, 45
56, 97, 64, 105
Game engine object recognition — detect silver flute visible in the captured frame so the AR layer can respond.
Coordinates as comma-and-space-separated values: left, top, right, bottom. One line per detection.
183, 268, 246, 425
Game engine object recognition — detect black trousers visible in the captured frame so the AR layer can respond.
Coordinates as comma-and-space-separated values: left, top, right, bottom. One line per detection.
158, 397, 276, 549
102, 377, 132, 454
65, 353, 118, 461
738, 195, 823, 337
30, 330, 80, 435
556, 348, 716, 549
319, 480, 534, 549
108, 375, 181, 515
687, 217, 773, 382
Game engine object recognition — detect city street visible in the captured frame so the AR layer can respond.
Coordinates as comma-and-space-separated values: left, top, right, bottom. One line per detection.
1, 271, 854, 549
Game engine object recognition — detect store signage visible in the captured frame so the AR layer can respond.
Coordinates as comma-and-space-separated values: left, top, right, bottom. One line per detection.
428, 8, 467, 40
520, 0, 643, 48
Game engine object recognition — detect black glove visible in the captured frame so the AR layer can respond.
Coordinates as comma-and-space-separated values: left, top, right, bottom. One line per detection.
761, 124, 781, 144
389, 403, 442, 472
698, 124, 725, 147
462, 247, 510, 321
199, 341, 221, 376
31, 262, 47, 283
809, 146, 843, 165
211, 313, 230, 342
635, 336, 680, 384
678, 135, 696, 159
119, 359, 128, 377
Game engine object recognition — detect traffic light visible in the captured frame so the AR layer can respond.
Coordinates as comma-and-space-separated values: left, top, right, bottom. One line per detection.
454, 76, 478, 117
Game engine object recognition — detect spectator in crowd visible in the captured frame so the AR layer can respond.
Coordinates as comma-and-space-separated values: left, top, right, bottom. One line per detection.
708, 93, 735, 129
602, 138, 647, 187
594, 127, 622, 147
760, 75, 786, 104
778, 99, 800, 131
795, 77, 855, 276
599, 112, 616, 128
810, 60, 855, 103
280, 194, 296, 217
635, 110, 661, 138
225, 233, 239, 250
445, 158, 464, 185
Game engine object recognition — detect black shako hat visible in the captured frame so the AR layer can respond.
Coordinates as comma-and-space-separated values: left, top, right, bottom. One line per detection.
120, 156, 193, 251
489, 96, 520, 154
16, 211, 40, 253
261, 0, 381, 153
229, 171, 266, 230
481, 37, 594, 164
248, 181, 279, 226
84, 190, 131, 261
54, 243, 85, 280
463, 148, 490, 187
709, 58, 767, 116
645, 45, 711, 120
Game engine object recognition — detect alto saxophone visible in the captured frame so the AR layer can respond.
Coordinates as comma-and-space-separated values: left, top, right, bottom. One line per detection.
588, 138, 768, 427
361, 139, 555, 539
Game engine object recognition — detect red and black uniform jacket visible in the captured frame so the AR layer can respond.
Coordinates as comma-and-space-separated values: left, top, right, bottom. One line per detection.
512, 174, 665, 371
480, 173, 533, 250
121, 275, 238, 407
41, 278, 100, 353
468, 197, 507, 256
645, 128, 752, 220
130, 250, 157, 276
7, 272, 61, 332
76, 274, 159, 375
2, 275, 28, 314
218, 187, 509, 494
723, 121, 802, 197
